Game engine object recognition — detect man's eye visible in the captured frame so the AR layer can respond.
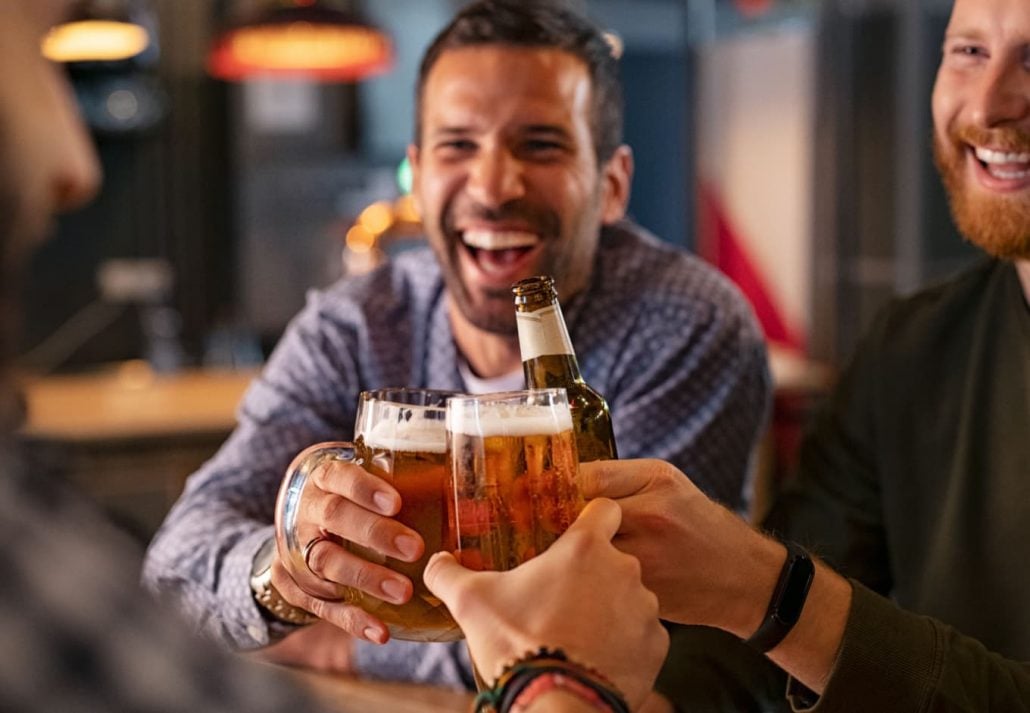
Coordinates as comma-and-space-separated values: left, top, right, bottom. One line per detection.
436, 139, 476, 155
522, 140, 565, 157
949, 44, 986, 59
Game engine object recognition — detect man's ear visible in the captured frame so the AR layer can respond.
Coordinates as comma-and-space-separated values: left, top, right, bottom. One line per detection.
600, 145, 633, 224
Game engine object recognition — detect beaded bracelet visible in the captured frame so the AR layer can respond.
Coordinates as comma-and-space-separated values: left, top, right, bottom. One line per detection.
473, 647, 630, 713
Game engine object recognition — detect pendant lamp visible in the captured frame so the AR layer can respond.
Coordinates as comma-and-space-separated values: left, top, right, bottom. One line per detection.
208, 0, 393, 82
42, 0, 153, 64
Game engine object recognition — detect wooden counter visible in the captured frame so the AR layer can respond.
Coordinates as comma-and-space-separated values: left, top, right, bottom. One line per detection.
289, 668, 473, 713
16, 363, 259, 540
19, 361, 257, 442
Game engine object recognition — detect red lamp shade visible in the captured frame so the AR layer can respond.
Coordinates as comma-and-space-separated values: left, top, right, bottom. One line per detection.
734, 0, 774, 19
208, 1, 393, 82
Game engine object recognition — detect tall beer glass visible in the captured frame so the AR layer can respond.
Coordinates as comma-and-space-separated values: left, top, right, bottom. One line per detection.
277, 388, 461, 642
446, 389, 582, 572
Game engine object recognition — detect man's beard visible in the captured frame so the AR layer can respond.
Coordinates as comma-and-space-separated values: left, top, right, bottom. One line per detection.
933, 125, 1030, 260
435, 200, 564, 337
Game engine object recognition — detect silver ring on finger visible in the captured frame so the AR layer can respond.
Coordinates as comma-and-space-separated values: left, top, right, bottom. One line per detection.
302, 534, 332, 577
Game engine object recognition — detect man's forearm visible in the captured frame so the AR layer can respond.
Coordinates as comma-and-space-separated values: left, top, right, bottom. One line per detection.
524, 690, 604, 713
698, 524, 851, 696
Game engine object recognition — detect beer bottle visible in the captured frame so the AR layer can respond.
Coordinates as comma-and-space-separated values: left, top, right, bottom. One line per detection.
512, 275, 618, 462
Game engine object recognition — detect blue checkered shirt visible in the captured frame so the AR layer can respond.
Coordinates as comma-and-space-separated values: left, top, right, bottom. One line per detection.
143, 220, 770, 686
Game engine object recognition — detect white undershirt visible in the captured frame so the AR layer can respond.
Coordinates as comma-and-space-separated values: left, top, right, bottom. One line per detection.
457, 358, 525, 395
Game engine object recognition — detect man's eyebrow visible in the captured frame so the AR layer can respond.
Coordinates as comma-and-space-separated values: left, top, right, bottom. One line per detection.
943, 27, 987, 44
427, 126, 474, 140
522, 125, 573, 140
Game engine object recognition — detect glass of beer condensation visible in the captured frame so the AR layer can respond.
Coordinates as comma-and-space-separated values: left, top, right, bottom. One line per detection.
277, 388, 462, 642
446, 389, 583, 572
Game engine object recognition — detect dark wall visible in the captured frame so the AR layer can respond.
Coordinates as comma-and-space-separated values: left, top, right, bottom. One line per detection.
621, 50, 693, 248
811, 3, 978, 362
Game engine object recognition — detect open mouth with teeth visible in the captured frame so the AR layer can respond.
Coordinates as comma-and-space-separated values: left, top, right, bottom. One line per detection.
972, 146, 1030, 183
460, 229, 542, 279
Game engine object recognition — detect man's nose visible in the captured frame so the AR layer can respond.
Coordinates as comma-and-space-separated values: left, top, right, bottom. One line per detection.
49, 70, 102, 212
971, 59, 1030, 129
465, 147, 525, 208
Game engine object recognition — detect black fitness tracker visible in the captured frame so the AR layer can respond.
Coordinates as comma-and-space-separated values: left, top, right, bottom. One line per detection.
745, 541, 815, 653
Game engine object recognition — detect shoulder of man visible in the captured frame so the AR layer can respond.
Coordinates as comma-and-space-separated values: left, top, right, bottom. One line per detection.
595, 220, 763, 332
863, 257, 1005, 356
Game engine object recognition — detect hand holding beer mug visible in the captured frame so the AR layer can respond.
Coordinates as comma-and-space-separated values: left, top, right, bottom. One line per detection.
275, 389, 462, 642
446, 389, 583, 572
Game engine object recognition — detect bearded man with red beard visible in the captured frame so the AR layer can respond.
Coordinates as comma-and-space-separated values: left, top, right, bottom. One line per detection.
750, 0, 1030, 706
421, 2, 1030, 708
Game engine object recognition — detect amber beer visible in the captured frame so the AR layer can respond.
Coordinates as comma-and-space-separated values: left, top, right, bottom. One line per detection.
344, 390, 461, 642
447, 390, 582, 572
512, 275, 618, 462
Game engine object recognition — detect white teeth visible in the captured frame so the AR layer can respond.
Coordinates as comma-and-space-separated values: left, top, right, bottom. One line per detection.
974, 147, 1030, 164
986, 167, 1030, 180
462, 230, 539, 250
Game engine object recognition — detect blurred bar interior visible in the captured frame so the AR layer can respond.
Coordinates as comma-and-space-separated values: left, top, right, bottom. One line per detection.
18, 0, 972, 537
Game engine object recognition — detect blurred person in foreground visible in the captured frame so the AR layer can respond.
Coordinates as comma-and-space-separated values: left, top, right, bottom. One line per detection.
426, 0, 1030, 709
0, 1, 332, 710
0, 8, 663, 711
142, 0, 769, 704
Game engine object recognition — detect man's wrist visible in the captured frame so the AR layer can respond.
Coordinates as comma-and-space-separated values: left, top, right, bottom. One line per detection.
766, 562, 852, 694
520, 689, 606, 713
249, 535, 318, 627
721, 533, 786, 639
745, 542, 815, 653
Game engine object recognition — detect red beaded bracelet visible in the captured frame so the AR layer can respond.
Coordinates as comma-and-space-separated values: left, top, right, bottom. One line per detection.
510, 671, 613, 712
472, 648, 628, 713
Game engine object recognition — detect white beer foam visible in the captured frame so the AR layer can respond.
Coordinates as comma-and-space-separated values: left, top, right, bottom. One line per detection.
364, 418, 447, 454
447, 403, 573, 437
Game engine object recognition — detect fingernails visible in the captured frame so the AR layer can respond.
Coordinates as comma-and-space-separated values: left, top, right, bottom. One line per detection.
364, 626, 387, 644
394, 534, 420, 560
380, 578, 407, 603
373, 491, 397, 514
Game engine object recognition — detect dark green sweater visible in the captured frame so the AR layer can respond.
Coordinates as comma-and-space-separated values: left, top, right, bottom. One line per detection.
801, 582, 1030, 711
768, 258, 1030, 710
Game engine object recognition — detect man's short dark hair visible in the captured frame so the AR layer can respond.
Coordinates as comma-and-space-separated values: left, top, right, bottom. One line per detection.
415, 0, 624, 164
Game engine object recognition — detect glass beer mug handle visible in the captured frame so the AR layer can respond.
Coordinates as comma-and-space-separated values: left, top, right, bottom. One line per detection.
274, 442, 357, 580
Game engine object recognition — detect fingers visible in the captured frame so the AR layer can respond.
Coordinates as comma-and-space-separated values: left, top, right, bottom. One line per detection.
578, 459, 649, 500
566, 497, 622, 542
422, 551, 474, 609
271, 560, 391, 644
304, 537, 414, 606
422, 501, 624, 610
579, 458, 684, 500
309, 454, 402, 516
306, 494, 423, 562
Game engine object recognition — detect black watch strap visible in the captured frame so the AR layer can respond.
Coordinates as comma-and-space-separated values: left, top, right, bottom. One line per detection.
745, 541, 814, 653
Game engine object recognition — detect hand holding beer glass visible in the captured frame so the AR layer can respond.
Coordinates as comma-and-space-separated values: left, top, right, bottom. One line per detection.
275, 387, 584, 643
276, 388, 462, 642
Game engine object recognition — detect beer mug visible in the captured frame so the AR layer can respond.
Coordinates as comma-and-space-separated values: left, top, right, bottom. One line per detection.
277, 388, 462, 642
446, 388, 583, 572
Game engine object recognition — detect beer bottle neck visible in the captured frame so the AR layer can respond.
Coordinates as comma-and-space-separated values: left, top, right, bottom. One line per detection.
524, 353, 585, 389
516, 302, 585, 386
